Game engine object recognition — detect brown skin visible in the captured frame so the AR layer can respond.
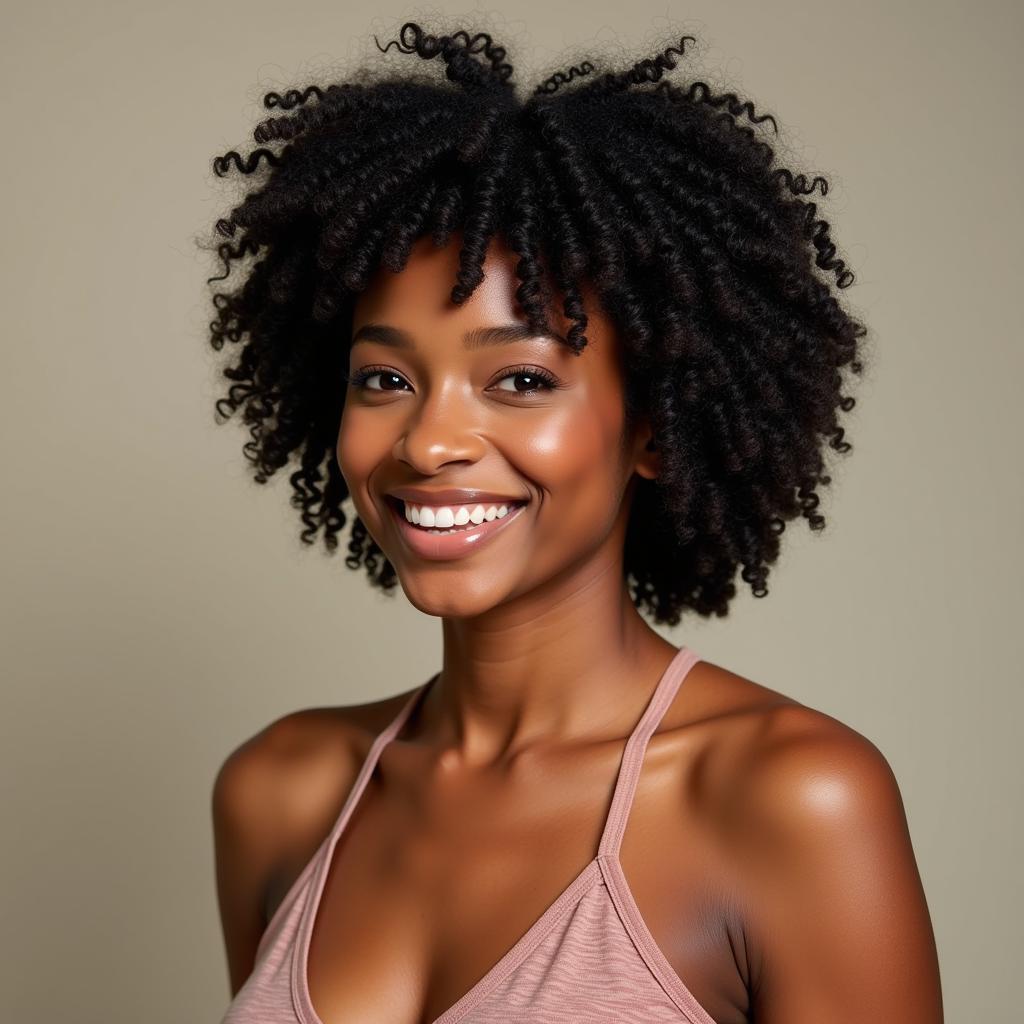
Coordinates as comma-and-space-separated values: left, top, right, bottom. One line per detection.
212, 233, 944, 1023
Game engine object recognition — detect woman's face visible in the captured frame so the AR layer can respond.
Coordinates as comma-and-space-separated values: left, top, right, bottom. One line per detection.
336, 231, 659, 619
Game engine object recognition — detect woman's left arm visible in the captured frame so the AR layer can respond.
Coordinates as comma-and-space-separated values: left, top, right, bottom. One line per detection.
737, 711, 944, 1023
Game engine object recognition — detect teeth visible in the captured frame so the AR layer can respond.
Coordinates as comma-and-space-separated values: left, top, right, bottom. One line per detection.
402, 501, 520, 531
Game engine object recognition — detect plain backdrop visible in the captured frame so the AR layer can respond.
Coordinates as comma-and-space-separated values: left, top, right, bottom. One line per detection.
2, 1, 1021, 1021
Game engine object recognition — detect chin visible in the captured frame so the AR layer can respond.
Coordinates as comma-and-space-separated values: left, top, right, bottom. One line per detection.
396, 575, 516, 620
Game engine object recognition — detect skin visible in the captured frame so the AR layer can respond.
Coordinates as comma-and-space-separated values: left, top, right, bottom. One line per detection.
213, 231, 944, 1023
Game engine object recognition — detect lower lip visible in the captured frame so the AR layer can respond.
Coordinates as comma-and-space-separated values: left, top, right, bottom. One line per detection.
387, 499, 529, 561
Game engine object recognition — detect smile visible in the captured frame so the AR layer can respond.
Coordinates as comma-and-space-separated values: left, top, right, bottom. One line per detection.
386, 495, 529, 561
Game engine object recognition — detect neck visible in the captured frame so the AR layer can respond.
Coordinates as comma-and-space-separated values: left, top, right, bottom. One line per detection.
420, 560, 681, 766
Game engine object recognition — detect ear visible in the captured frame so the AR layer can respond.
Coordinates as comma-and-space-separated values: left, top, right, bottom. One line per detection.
631, 418, 662, 481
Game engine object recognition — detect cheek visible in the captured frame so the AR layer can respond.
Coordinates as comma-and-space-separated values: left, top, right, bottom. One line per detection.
519, 402, 626, 522
336, 406, 388, 494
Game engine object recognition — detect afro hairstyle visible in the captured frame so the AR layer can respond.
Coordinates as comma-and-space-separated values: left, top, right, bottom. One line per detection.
199, 20, 869, 626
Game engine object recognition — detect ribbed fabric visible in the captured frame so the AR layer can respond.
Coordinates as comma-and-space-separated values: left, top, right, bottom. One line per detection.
220, 645, 716, 1024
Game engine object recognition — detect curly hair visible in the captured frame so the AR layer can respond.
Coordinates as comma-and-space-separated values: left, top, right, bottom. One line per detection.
198, 19, 869, 627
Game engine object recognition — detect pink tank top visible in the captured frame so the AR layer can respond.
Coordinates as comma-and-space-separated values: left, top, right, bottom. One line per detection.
220, 645, 716, 1024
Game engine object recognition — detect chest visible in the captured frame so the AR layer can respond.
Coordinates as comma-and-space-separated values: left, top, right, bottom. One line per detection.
301, 739, 747, 1024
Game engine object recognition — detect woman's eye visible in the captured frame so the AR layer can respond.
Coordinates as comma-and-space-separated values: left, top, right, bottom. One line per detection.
347, 367, 410, 392
346, 365, 560, 396
492, 367, 560, 394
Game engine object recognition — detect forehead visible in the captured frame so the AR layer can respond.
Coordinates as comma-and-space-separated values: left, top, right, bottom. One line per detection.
351, 232, 621, 370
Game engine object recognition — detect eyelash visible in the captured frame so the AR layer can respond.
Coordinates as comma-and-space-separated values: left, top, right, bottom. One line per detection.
345, 364, 562, 397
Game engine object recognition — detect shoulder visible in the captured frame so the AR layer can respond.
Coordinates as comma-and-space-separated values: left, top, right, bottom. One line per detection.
211, 689, 415, 868
691, 662, 909, 859
210, 690, 418, 992
681, 660, 901, 827
694, 669, 940, 1017
733, 701, 909, 864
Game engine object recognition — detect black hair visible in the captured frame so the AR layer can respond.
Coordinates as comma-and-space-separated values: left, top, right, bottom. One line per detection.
199, 20, 869, 626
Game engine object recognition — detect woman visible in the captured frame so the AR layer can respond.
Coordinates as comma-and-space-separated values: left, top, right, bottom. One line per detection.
207, 21, 943, 1023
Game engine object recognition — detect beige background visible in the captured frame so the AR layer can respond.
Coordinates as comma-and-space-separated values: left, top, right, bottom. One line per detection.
2, 1, 1020, 1021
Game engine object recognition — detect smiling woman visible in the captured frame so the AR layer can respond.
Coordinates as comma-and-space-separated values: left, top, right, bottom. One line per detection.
198, 20, 867, 623
201, 17, 942, 1024
333, 233, 660, 605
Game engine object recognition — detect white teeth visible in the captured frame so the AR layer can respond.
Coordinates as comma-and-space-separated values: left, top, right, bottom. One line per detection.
403, 501, 518, 531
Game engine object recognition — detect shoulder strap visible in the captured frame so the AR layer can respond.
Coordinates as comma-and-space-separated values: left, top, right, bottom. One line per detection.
597, 646, 702, 859
324, 672, 438, 844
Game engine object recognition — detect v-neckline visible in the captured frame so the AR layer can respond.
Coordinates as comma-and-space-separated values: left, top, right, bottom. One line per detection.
292, 646, 702, 1024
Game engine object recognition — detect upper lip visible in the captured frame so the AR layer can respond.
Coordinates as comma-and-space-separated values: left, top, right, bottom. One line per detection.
386, 487, 529, 506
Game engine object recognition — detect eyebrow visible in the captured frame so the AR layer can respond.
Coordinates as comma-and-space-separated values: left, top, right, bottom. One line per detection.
350, 322, 567, 351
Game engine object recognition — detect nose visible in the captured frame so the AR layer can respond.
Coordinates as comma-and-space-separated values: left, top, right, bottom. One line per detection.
391, 386, 487, 473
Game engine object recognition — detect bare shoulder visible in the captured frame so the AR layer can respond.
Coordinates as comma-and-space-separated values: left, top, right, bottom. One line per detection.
721, 685, 916, 895
682, 658, 898, 809
211, 688, 419, 992
688, 663, 939, 1019
211, 688, 418, 899
682, 659, 910, 877
713, 671, 902, 833
213, 687, 416, 843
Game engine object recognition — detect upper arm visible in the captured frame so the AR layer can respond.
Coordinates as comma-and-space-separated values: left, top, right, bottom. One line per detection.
211, 720, 295, 997
735, 711, 943, 1023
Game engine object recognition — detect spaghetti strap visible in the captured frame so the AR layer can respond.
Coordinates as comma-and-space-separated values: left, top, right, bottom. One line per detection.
384, 671, 438, 744
325, 650, 700, 861
322, 671, 439, 847
598, 645, 702, 859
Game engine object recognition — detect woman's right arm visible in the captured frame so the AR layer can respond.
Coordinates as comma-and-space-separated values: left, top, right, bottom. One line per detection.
211, 731, 285, 997
211, 707, 370, 996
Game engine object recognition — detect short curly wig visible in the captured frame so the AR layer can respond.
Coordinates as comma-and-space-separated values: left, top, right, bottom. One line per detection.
199, 19, 869, 627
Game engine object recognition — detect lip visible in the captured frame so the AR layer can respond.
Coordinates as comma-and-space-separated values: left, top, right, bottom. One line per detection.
386, 486, 529, 506
386, 495, 529, 561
